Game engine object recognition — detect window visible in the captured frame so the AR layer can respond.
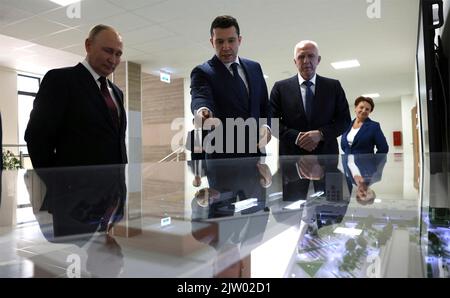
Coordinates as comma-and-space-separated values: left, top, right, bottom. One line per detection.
16, 74, 41, 226
17, 74, 40, 155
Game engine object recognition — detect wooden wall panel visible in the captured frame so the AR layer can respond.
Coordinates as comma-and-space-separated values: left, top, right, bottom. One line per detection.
142, 73, 184, 125
142, 72, 184, 162
128, 62, 141, 112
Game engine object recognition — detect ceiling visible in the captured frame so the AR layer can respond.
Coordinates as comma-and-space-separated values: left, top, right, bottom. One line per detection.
0, 0, 420, 103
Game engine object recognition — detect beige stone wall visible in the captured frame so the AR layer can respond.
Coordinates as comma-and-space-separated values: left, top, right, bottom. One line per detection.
141, 73, 184, 162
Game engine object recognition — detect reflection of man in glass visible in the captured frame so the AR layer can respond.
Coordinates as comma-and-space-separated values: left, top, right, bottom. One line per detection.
190, 158, 271, 277
86, 233, 124, 278
279, 155, 338, 202
32, 165, 126, 277
277, 155, 349, 245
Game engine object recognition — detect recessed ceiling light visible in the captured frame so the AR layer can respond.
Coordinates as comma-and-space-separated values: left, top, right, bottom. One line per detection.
331, 59, 360, 70
49, 0, 80, 6
362, 93, 380, 98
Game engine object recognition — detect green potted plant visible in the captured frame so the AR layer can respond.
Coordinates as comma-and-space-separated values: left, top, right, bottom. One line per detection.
2, 149, 22, 170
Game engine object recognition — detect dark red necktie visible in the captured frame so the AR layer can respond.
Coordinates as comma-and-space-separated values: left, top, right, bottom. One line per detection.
98, 77, 120, 128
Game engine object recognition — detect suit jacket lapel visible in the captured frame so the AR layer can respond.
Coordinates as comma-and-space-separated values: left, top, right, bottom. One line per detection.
351, 119, 370, 147
311, 75, 323, 125
110, 82, 126, 134
75, 63, 119, 133
289, 76, 306, 119
211, 56, 250, 112
239, 58, 254, 114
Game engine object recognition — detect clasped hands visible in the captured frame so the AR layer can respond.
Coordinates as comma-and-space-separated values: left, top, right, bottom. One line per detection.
296, 130, 322, 152
296, 155, 324, 180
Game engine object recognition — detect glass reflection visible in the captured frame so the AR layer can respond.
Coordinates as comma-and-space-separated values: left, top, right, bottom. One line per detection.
191, 158, 270, 277
32, 165, 126, 278
342, 154, 387, 206
0, 153, 449, 278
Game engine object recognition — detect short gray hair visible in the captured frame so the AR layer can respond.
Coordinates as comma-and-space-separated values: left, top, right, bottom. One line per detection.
87, 24, 120, 41
294, 40, 319, 57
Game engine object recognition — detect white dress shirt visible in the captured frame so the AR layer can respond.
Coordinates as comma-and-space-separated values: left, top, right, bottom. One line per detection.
295, 73, 318, 145
297, 73, 317, 110
346, 127, 361, 147
224, 57, 249, 92
347, 154, 362, 178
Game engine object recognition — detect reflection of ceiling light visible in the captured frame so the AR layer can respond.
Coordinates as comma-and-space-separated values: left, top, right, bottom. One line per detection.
362, 93, 380, 98
283, 200, 306, 210
49, 0, 80, 6
160, 217, 171, 227
331, 59, 360, 70
263, 74, 269, 79
233, 198, 258, 213
333, 227, 362, 236
310, 191, 324, 198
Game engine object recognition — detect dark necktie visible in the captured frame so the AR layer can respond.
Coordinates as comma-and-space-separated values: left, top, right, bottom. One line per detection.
98, 77, 120, 129
230, 62, 249, 110
303, 80, 314, 123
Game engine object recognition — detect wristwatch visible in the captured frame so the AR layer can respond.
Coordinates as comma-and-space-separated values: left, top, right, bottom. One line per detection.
319, 130, 324, 140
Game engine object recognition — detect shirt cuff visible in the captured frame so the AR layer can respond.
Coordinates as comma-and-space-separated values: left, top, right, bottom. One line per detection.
318, 129, 324, 141
196, 107, 211, 115
261, 124, 271, 133
295, 132, 303, 145
295, 162, 303, 179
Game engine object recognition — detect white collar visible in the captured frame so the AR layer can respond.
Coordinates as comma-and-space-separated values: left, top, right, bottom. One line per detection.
224, 56, 241, 70
297, 73, 317, 86
81, 59, 102, 82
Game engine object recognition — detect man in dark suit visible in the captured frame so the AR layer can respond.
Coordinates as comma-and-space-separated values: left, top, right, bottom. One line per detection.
270, 40, 351, 155
33, 164, 126, 277
190, 15, 271, 158
190, 157, 270, 277
25, 24, 127, 168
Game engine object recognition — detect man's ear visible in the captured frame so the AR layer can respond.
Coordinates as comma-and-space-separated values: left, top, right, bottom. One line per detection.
85, 38, 91, 53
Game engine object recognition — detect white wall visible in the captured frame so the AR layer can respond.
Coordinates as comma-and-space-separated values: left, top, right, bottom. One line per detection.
369, 100, 403, 154
443, 0, 450, 33
401, 94, 416, 156
0, 67, 18, 152
401, 94, 419, 199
